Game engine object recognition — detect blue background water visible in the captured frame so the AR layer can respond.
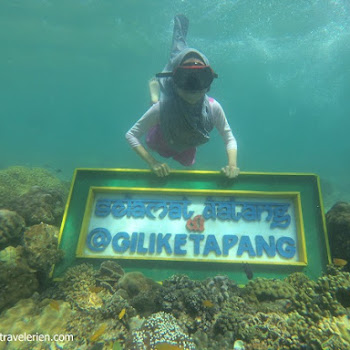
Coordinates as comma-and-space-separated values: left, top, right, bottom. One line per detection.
1, 0, 349, 207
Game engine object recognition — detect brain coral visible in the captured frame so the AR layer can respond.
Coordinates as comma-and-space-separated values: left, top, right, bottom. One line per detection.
126, 311, 196, 350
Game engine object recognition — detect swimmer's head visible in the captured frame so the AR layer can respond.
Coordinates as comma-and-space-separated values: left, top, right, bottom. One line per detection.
156, 49, 218, 99
172, 51, 217, 94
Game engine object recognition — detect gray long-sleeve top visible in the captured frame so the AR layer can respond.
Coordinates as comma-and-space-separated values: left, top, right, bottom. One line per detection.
126, 97, 237, 151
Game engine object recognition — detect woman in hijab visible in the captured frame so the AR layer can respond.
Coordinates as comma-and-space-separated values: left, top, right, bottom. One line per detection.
126, 14, 239, 178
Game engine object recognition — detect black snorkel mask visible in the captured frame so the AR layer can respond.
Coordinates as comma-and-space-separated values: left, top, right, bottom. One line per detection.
156, 63, 218, 91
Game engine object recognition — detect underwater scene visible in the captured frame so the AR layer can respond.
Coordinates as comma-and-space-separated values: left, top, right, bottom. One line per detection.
1, 0, 350, 349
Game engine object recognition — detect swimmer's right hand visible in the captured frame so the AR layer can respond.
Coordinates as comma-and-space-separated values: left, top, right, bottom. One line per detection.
150, 161, 170, 177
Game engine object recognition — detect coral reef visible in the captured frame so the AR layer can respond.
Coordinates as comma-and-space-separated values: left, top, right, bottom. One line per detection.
157, 274, 202, 313
241, 277, 297, 314
286, 268, 350, 322
0, 209, 25, 249
1, 168, 350, 350
2, 257, 350, 350
126, 311, 196, 350
58, 263, 135, 347
244, 277, 296, 303
96, 260, 125, 292
9, 185, 67, 226
59, 263, 99, 311
316, 265, 350, 311
118, 272, 160, 299
156, 274, 238, 318
117, 271, 162, 316
0, 246, 38, 311
0, 166, 68, 210
0, 296, 72, 350
326, 201, 350, 271
203, 275, 239, 304
101, 292, 136, 320
23, 223, 63, 274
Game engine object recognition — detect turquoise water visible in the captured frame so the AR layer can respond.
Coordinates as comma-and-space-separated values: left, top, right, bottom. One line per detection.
1, 0, 349, 206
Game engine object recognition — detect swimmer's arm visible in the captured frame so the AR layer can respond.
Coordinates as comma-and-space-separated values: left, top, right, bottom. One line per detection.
221, 148, 240, 178
211, 101, 240, 178
125, 104, 160, 148
227, 148, 238, 167
125, 104, 169, 177
133, 145, 170, 177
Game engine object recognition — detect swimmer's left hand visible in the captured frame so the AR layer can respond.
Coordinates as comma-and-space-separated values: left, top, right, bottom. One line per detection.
221, 165, 240, 178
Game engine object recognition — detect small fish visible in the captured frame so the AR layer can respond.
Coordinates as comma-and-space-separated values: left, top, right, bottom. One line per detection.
49, 300, 60, 311
202, 299, 214, 308
43, 164, 62, 174
243, 263, 253, 280
118, 308, 130, 330
333, 258, 348, 267
155, 343, 183, 350
90, 324, 107, 342
118, 308, 126, 320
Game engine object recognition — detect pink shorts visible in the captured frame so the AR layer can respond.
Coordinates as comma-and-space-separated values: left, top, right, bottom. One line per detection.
146, 125, 196, 166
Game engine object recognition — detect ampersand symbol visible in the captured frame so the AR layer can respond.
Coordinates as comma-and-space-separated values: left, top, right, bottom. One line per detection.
186, 215, 205, 232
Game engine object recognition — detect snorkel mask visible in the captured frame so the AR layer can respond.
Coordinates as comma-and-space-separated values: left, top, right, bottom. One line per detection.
156, 62, 218, 91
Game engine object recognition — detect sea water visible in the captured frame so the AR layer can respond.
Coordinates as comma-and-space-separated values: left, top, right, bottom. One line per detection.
1, 0, 349, 209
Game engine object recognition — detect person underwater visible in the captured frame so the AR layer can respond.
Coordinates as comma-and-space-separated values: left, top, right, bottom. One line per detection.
126, 14, 239, 178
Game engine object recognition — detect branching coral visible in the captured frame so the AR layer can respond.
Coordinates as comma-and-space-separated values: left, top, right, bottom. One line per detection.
59, 263, 99, 311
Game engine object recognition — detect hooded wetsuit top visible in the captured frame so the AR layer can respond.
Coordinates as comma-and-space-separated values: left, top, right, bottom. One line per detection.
125, 15, 237, 154
158, 15, 214, 151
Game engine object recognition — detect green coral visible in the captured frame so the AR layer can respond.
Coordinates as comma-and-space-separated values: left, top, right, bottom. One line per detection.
0, 166, 68, 208
286, 269, 350, 322
315, 266, 350, 313
244, 277, 296, 303
285, 272, 315, 290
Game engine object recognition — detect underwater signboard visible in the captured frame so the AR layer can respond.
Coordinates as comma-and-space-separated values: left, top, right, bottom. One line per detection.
77, 188, 306, 265
54, 168, 330, 283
